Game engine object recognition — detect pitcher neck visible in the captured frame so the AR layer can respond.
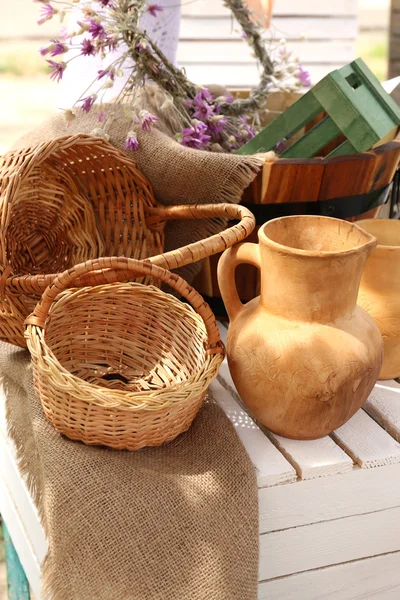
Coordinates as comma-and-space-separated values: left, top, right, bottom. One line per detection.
260, 246, 369, 323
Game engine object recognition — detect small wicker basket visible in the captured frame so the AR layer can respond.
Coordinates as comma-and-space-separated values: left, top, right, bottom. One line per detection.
0, 133, 255, 347
25, 257, 225, 450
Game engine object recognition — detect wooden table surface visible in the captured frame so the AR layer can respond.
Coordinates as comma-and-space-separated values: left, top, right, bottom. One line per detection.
1, 321, 400, 599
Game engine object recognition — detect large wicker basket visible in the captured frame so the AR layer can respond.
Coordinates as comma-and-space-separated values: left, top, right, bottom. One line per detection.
25, 257, 225, 450
0, 134, 254, 347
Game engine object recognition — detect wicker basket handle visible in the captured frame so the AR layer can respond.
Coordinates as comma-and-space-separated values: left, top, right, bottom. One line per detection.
25, 257, 224, 355
146, 203, 255, 270
2, 203, 255, 295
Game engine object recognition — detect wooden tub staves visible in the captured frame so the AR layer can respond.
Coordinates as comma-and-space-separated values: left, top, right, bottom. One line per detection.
193, 137, 400, 312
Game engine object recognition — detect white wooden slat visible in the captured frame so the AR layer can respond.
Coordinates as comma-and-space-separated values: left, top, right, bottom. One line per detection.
181, 62, 343, 86
181, 0, 357, 17
364, 381, 400, 442
217, 323, 354, 480
272, 0, 358, 16
0, 431, 48, 562
258, 551, 400, 600
210, 379, 297, 488
3, 1, 359, 41
0, 386, 48, 566
331, 408, 400, 468
259, 462, 400, 534
180, 16, 357, 41
379, 380, 400, 390
259, 505, 400, 581
268, 432, 353, 479
178, 40, 355, 64
0, 472, 42, 600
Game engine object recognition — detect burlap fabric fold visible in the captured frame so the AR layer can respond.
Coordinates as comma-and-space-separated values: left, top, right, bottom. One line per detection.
11, 87, 272, 282
0, 341, 259, 600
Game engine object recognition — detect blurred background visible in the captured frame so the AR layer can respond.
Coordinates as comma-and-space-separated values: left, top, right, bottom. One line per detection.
0, 0, 395, 596
0, 0, 394, 155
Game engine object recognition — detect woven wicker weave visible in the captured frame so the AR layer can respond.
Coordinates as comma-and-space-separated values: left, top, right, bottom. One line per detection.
25, 257, 225, 450
0, 133, 255, 347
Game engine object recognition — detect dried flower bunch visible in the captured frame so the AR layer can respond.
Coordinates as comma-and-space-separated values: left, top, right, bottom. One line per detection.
35, 0, 311, 152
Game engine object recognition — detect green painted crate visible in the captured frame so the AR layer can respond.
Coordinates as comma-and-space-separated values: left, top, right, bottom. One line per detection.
237, 58, 400, 159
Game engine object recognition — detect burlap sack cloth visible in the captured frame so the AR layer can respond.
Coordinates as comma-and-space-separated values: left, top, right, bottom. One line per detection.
0, 341, 259, 600
11, 86, 272, 282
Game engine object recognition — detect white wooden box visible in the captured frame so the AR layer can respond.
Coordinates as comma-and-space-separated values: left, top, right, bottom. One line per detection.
1, 321, 400, 598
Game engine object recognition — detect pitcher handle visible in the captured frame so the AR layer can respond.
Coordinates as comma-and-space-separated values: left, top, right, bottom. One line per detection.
217, 243, 261, 321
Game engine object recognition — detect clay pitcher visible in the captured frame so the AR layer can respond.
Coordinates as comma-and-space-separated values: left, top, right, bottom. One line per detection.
217, 215, 383, 440
357, 219, 400, 380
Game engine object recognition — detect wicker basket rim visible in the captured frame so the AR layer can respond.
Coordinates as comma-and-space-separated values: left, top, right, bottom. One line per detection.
26, 280, 224, 409
28, 330, 223, 409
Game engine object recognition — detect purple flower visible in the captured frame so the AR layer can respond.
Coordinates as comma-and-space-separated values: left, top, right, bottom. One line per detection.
147, 3, 163, 17
208, 115, 228, 137
49, 39, 68, 57
136, 40, 148, 53
191, 88, 216, 121
104, 36, 118, 52
298, 65, 312, 87
98, 0, 113, 5
98, 68, 115, 81
81, 38, 96, 56
80, 96, 96, 113
237, 116, 257, 141
192, 101, 214, 121
223, 92, 234, 104
47, 60, 66, 82
140, 110, 159, 131
89, 20, 106, 39
225, 135, 240, 152
275, 138, 287, 153
235, 129, 256, 146
37, 3, 55, 25
40, 39, 67, 57
227, 141, 239, 152
194, 88, 213, 103
125, 133, 139, 152
98, 110, 106, 122
181, 121, 211, 150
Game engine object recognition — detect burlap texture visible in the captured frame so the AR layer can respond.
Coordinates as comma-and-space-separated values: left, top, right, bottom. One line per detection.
0, 341, 259, 600
11, 88, 271, 282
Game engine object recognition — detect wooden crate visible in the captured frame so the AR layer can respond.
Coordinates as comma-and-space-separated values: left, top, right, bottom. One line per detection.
238, 59, 400, 158
3, 321, 400, 600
